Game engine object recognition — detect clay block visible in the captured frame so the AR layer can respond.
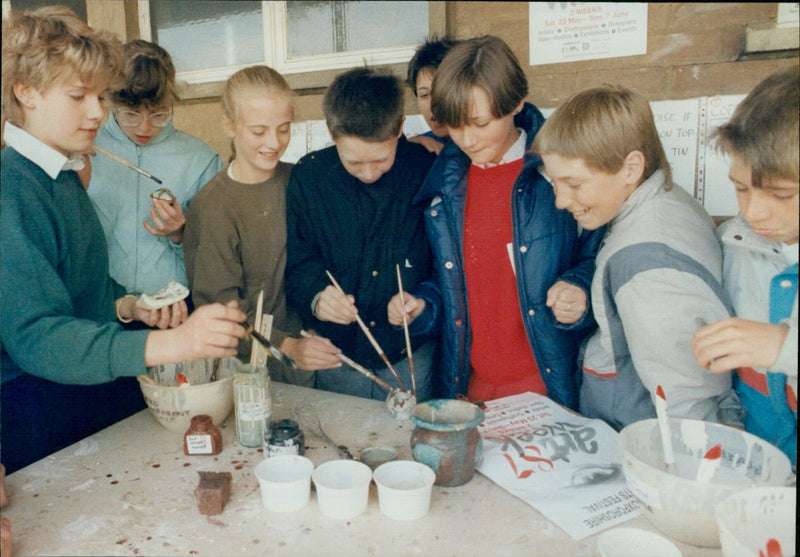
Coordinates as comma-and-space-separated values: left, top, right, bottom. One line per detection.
194, 471, 232, 515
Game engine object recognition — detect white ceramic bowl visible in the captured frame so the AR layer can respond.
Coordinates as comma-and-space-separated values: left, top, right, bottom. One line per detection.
373, 460, 435, 520
312, 460, 373, 519
138, 357, 239, 433
619, 418, 794, 547
596, 527, 682, 557
254, 455, 315, 512
716, 487, 796, 557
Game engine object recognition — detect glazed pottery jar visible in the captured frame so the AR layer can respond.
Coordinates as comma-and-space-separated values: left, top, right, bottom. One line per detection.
410, 399, 485, 487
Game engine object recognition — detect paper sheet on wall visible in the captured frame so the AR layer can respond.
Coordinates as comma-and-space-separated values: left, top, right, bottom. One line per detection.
477, 392, 642, 540
529, 3, 648, 66
700, 94, 746, 217
650, 99, 701, 196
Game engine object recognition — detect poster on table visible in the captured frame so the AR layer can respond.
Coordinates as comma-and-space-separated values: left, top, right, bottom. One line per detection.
477, 392, 642, 540
529, 3, 648, 66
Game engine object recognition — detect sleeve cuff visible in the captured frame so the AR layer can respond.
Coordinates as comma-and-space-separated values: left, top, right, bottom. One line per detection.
773, 322, 798, 377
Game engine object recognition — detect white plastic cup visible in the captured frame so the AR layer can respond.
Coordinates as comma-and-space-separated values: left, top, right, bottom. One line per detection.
597, 527, 682, 557
373, 460, 435, 520
312, 460, 372, 519
716, 487, 796, 557
254, 455, 314, 512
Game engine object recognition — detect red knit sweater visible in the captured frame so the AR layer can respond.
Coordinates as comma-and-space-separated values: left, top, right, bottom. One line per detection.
463, 160, 546, 401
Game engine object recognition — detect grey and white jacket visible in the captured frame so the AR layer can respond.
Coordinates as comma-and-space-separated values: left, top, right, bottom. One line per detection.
578, 170, 744, 430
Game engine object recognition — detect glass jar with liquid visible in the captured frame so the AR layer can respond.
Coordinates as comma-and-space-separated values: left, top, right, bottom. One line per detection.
233, 363, 271, 448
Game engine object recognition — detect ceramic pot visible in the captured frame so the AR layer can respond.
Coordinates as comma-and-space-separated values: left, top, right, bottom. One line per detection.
410, 399, 485, 487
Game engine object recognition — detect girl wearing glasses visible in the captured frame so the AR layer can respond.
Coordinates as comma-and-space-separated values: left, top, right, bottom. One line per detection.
88, 40, 222, 299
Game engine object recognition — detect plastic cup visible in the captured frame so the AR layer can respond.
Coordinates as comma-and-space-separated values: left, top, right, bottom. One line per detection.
373, 460, 435, 520
597, 527, 682, 557
312, 460, 372, 519
716, 487, 796, 557
254, 455, 314, 512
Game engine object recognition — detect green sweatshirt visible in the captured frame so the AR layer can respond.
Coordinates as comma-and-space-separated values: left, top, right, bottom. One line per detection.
1, 147, 149, 385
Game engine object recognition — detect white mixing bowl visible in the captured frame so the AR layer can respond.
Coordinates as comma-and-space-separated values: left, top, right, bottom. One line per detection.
619, 418, 794, 547
138, 357, 240, 433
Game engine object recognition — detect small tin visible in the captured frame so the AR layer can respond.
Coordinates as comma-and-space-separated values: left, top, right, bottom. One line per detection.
265, 418, 304, 457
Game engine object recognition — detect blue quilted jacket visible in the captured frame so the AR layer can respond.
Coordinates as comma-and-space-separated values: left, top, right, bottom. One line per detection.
410, 103, 604, 407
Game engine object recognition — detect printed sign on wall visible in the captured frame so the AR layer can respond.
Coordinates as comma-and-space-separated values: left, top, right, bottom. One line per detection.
529, 2, 648, 66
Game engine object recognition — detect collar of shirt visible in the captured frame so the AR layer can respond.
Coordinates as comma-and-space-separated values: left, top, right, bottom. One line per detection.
471, 128, 527, 169
782, 241, 799, 265
3, 122, 85, 179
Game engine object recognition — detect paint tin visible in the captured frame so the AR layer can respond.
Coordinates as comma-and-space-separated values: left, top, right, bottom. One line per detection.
265, 418, 304, 457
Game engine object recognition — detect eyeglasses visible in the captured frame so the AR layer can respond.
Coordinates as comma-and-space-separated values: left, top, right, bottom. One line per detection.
115, 108, 173, 128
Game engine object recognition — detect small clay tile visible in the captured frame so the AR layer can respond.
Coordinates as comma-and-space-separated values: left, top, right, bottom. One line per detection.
194, 471, 232, 515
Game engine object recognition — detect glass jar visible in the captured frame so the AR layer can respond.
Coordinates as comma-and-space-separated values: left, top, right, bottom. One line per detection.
183, 414, 223, 455
233, 363, 271, 448
266, 418, 305, 457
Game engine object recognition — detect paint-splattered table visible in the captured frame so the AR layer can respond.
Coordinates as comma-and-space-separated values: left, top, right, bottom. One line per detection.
3, 382, 721, 556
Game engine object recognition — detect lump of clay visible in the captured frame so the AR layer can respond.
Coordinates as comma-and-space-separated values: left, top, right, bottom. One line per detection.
137, 281, 190, 310
150, 187, 177, 204
194, 471, 232, 515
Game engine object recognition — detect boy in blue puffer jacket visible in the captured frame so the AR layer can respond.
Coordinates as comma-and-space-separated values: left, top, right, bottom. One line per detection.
692, 67, 798, 468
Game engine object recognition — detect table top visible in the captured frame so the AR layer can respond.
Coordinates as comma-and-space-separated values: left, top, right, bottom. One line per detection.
3, 382, 721, 557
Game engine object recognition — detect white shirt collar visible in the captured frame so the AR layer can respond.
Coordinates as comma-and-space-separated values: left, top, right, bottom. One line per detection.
471, 128, 527, 169
3, 122, 85, 179
782, 241, 799, 265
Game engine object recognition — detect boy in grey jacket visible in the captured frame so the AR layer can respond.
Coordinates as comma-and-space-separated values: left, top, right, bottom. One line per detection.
532, 85, 743, 430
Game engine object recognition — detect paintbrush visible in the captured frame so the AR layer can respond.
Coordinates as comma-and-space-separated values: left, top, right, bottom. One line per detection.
300, 330, 393, 392
250, 290, 265, 366
696, 444, 722, 484
92, 144, 163, 184
396, 264, 416, 395
655, 385, 675, 470
243, 321, 297, 370
325, 270, 405, 389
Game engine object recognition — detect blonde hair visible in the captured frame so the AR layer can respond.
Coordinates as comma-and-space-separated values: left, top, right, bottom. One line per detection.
222, 65, 292, 124
712, 67, 799, 187
1, 6, 124, 126
532, 85, 672, 190
221, 65, 292, 161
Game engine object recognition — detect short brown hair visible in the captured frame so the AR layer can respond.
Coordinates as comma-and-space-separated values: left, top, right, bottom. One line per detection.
430, 35, 528, 128
2, 6, 123, 126
110, 40, 178, 109
323, 67, 403, 141
532, 85, 672, 189
712, 67, 799, 187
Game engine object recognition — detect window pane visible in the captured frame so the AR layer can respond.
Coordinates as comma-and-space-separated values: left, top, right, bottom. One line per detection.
286, 1, 335, 58
286, 1, 428, 58
10, 0, 86, 21
345, 1, 428, 51
150, 0, 264, 72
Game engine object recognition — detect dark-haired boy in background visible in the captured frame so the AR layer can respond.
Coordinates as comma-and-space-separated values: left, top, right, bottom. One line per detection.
406, 36, 458, 155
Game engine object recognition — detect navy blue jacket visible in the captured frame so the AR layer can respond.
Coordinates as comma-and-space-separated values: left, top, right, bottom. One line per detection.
411, 103, 604, 408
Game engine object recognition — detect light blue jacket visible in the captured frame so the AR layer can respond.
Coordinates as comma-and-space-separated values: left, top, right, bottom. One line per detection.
88, 116, 222, 294
719, 216, 798, 468
579, 172, 744, 430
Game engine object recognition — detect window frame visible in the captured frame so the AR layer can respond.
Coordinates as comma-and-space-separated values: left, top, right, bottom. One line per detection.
138, 0, 445, 98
